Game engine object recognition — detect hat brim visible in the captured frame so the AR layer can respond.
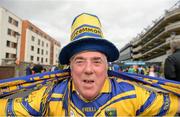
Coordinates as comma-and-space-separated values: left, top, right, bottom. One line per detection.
59, 38, 119, 64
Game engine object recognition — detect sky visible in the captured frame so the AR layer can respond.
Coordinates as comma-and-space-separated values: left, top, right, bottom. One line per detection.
0, 0, 178, 50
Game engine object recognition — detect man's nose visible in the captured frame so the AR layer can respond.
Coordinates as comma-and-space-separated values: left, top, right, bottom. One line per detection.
84, 62, 93, 74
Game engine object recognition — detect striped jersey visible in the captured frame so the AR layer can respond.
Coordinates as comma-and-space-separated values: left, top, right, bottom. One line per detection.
0, 77, 178, 116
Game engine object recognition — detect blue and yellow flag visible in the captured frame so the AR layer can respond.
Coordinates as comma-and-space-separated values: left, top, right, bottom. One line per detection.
0, 69, 179, 98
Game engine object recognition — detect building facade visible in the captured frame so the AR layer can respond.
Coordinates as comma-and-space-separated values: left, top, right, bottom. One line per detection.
0, 7, 61, 66
0, 7, 22, 65
119, 43, 132, 61
21, 20, 60, 65
120, 1, 180, 65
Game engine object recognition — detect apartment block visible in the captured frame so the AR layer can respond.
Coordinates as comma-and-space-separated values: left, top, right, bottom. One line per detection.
21, 20, 60, 65
0, 7, 22, 65
0, 7, 61, 66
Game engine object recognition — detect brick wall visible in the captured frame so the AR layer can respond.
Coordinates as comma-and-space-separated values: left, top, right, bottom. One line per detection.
0, 66, 15, 80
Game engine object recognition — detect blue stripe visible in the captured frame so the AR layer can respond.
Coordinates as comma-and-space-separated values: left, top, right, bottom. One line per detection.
50, 98, 62, 101
21, 99, 41, 116
156, 94, 170, 116
111, 94, 136, 104
136, 92, 156, 115
73, 32, 102, 40
6, 99, 15, 116
53, 80, 68, 94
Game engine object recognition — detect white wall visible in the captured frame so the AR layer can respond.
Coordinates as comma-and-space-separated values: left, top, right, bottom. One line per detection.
25, 29, 51, 65
53, 44, 60, 65
0, 7, 22, 65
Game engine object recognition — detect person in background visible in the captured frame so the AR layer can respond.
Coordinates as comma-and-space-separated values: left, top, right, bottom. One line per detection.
25, 63, 34, 75
112, 64, 120, 72
32, 64, 44, 74
0, 13, 179, 116
51, 65, 59, 71
128, 66, 135, 73
148, 65, 157, 77
164, 39, 180, 81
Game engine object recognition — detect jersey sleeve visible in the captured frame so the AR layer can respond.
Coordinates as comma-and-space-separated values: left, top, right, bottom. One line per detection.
135, 85, 178, 116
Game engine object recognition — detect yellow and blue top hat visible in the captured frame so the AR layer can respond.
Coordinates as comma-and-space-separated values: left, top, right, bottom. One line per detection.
59, 13, 119, 64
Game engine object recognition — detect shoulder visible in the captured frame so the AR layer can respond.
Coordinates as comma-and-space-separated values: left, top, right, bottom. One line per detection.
52, 78, 69, 94
110, 78, 136, 94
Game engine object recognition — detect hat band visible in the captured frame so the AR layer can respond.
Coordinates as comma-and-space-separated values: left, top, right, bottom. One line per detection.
71, 24, 103, 41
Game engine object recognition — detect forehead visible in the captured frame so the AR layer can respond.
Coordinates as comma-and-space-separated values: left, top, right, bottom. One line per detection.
71, 51, 107, 60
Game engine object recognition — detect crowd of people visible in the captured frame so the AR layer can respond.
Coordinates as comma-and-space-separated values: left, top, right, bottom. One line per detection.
113, 64, 163, 77
25, 64, 59, 75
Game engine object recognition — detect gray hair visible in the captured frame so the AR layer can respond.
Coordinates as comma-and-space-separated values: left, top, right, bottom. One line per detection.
170, 39, 180, 52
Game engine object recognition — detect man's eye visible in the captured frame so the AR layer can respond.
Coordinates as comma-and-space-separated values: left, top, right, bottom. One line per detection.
94, 61, 101, 64
75, 60, 84, 64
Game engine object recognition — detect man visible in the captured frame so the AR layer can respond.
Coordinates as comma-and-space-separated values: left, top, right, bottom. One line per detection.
25, 63, 34, 75
31, 64, 44, 74
0, 13, 180, 116
164, 39, 180, 81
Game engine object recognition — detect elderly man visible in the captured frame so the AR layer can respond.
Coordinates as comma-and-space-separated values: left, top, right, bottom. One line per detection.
0, 13, 180, 116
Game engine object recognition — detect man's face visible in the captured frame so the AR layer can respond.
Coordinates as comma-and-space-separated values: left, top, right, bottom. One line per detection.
70, 51, 108, 100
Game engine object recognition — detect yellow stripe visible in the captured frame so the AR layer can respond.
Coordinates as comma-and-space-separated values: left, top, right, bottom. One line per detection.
50, 74, 56, 78
0, 80, 25, 88
51, 93, 63, 98
94, 90, 135, 116
0, 99, 8, 116
33, 77, 40, 80
13, 98, 30, 116
43, 75, 49, 79
166, 93, 178, 115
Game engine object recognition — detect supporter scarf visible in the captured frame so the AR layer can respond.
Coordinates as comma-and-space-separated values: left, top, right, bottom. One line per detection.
0, 69, 179, 98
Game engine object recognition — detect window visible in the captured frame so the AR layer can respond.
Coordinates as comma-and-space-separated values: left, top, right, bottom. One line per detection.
41, 49, 44, 55
31, 36, 35, 41
46, 43, 48, 47
5, 53, 10, 58
38, 39, 40, 45
14, 20, 18, 27
37, 57, 39, 61
46, 51, 48, 55
31, 46, 34, 51
7, 29, 11, 35
12, 31, 16, 37
12, 54, 16, 58
46, 58, 48, 62
8, 17, 19, 27
6, 41, 10, 47
8, 17, 12, 23
41, 58, 43, 63
12, 43, 17, 48
30, 56, 34, 61
37, 48, 40, 54
42, 41, 44, 47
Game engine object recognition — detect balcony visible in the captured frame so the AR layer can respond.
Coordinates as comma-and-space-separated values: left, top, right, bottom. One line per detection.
165, 8, 180, 20
132, 53, 142, 59
132, 45, 142, 52
165, 21, 180, 31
